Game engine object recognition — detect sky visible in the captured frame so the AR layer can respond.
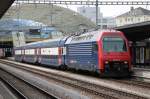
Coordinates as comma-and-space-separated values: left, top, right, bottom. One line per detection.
58, 0, 150, 17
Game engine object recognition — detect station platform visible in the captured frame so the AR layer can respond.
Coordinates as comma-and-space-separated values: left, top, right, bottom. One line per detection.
6, 57, 14, 61
133, 67, 150, 81
5, 57, 150, 80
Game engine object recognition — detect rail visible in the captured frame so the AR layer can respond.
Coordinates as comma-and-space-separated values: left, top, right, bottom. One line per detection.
0, 61, 57, 99
0, 77, 26, 99
0, 59, 150, 99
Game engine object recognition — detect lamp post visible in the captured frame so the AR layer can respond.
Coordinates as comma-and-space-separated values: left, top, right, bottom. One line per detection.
96, 0, 98, 27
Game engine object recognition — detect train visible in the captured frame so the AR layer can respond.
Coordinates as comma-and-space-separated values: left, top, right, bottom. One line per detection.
14, 29, 132, 77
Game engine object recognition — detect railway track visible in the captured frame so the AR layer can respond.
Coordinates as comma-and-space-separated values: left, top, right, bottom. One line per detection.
0, 59, 150, 99
0, 64, 57, 99
110, 78, 150, 89
0, 77, 26, 99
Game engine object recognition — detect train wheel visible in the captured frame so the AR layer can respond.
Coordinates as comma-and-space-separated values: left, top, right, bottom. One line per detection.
59, 65, 67, 70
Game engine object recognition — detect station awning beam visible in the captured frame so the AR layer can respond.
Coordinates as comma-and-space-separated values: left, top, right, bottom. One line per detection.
0, 0, 15, 18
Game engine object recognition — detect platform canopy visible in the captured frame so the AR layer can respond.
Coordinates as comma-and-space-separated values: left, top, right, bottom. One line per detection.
0, 0, 15, 18
116, 21, 150, 41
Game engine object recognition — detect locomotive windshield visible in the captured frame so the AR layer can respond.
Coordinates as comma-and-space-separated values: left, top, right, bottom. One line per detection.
103, 37, 127, 52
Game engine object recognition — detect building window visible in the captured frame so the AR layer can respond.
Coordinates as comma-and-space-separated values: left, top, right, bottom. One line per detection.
138, 18, 140, 22
125, 18, 127, 22
128, 18, 130, 22
145, 17, 149, 21
120, 19, 122, 23
131, 18, 133, 22
82, 9, 86, 13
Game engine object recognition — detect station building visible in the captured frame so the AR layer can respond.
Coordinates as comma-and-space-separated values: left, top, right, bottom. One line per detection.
77, 6, 116, 29
116, 7, 150, 27
116, 7, 150, 67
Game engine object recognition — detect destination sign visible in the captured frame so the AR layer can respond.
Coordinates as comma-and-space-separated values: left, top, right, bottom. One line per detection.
103, 37, 123, 41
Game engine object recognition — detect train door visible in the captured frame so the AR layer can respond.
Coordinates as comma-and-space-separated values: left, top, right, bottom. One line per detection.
35, 48, 38, 63
62, 47, 66, 65
92, 42, 99, 72
37, 48, 41, 63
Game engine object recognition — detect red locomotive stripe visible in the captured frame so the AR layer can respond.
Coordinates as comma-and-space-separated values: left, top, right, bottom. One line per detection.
97, 32, 104, 72
120, 32, 132, 70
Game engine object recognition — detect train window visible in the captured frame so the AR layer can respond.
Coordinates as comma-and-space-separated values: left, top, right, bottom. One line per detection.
103, 37, 127, 52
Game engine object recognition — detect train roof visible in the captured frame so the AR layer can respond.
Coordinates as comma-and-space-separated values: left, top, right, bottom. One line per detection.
14, 29, 122, 49
65, 29, 121, 44
16, 37, 67, 49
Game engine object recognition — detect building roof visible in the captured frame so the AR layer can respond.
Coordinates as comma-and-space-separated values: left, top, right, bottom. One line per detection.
117, 7, 150, 18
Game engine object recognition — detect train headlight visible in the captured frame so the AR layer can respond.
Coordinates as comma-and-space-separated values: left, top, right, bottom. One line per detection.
105, 61, 109, 64
124, 61, 128, 64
